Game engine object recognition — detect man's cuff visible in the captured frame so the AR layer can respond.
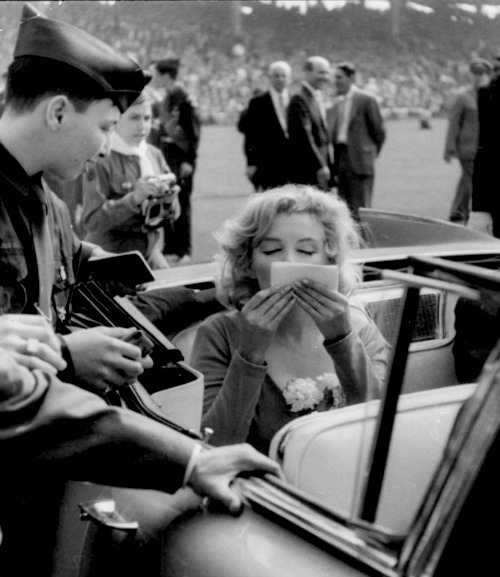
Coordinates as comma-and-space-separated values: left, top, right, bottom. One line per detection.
182, 443, 204, 488
56, 334, 76, 383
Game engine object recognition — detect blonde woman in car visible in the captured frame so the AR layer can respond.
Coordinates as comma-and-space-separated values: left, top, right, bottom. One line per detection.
191, 185, 388, 454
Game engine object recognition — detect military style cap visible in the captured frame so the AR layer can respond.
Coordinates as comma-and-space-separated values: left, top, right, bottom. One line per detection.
155, 57, 180, 76
13, 3, 151, 112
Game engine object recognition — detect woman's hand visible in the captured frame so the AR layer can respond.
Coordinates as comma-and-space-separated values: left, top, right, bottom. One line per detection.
239, 285, 295, 364
293, 279, 351, 341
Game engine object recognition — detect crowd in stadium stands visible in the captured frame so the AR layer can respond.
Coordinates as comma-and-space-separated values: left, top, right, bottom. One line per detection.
1, 2, 498, 124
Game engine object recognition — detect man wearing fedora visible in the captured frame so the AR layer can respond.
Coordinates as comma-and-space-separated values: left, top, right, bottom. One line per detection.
0, 5, 280, 576
152, 57, 200, 264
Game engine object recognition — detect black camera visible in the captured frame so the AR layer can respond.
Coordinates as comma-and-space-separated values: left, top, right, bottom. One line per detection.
141, 173, 179, 228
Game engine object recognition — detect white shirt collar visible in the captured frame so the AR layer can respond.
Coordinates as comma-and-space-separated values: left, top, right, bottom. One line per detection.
270, 86, 289, 103
338, 84, 358, 101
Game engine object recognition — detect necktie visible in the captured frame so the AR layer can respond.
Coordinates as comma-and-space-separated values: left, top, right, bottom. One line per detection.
31, 183, 54, 319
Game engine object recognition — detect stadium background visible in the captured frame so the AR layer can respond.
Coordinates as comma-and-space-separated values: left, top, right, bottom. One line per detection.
0, 1, 494, 261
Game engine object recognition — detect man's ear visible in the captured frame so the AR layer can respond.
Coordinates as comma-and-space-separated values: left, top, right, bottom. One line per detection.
45, 95, 71, 130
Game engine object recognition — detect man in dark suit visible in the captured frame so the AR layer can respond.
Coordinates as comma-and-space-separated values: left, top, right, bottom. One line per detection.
329, 61, 386, 218
242, 61, 291, 191
152, 57, 200, 263
469, 59, 500, 237
444, 58, 491, 224
288, 56, 332, 190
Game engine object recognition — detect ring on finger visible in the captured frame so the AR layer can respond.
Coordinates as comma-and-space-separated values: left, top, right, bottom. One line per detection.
26, 337, 41, 355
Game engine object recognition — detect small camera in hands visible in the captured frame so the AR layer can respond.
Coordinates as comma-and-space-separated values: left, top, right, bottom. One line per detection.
141, 173, 179, 228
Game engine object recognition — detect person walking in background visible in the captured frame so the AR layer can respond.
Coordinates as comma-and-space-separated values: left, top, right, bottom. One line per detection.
152, 57, 200, 264
287, 56, 332, 190
242, 61, 291, 191
444, 58, 491, 225
329, 61, 386, 219
81, 91, 180, 270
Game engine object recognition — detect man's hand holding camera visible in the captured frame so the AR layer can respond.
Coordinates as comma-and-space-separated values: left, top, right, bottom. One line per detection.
132, 173, 180, 228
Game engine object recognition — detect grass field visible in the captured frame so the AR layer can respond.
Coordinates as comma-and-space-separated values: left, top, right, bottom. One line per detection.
191, 117, 460, 263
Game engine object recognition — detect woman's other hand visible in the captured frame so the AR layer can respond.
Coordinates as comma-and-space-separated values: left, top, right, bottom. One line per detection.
293, 279, 351, 341
239, 285, 295, 364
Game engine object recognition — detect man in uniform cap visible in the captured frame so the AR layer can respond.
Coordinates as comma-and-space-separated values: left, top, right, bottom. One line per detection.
152, 56, 200, 264
0, 5, 281, 576
444, 57, 492, 225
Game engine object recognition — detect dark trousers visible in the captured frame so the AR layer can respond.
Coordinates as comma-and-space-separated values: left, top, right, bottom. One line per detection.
336, 145, 374, 220
163, 173, 193, 257
449, 158, 474, 223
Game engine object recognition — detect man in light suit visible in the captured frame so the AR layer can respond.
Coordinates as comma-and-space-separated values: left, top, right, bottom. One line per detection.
329, 62, 386, 218
288, 56, 331, 190
444, 58, 491, 224
242, 61, 291, 191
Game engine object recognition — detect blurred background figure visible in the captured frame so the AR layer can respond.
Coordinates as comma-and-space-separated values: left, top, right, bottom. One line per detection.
329, 61, 386, 220
81, 91, 180, 270
444, 57, 491, 225
241, 60, 291, 192
151, 57, 200, 265
287, 56, 331, 190
469, 55, 500, 237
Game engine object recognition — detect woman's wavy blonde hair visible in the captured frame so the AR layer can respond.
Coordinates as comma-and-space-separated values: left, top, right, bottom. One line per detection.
215, 185, 364, 309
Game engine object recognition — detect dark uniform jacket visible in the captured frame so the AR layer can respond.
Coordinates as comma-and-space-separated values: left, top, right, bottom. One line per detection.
0, 142, 78, 324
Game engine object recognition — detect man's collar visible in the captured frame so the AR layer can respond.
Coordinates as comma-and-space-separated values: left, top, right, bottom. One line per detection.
0, 140, 35, 198
303, 81, 317, 95
270, 86, 289, 100
346, 85, 358, 98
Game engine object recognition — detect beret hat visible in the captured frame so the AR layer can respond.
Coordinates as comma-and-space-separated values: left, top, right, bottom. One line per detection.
13, 3, 151, 112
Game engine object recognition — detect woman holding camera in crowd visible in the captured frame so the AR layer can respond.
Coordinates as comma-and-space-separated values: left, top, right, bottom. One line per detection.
191, 185, 388, 454
82, 91, 180, 269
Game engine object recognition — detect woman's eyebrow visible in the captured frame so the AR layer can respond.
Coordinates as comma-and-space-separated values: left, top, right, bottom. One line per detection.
297, 237, 323, 244
257, 237, 282, 244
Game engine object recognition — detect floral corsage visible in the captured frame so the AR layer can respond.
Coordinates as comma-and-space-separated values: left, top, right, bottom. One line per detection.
283, 372, 346, 415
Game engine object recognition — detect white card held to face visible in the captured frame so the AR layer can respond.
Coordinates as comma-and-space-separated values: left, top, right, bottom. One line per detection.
271, 262, 339, 291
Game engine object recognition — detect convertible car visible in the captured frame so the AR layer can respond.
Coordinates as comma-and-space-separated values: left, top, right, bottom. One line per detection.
41, 210, 500, 576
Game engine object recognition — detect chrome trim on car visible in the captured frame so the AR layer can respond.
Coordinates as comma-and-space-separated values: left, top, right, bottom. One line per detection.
236, 474, 401, 576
